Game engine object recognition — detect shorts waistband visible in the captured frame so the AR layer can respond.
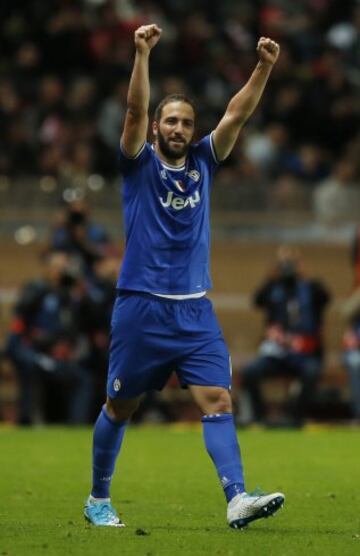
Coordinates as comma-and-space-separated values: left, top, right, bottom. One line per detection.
116, 289, 208, 305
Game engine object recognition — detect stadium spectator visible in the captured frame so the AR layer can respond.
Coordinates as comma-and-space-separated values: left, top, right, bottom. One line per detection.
267, 172, 308, 211
48, 199, 113, 279
5, 252, 93, 425
239, 246, 331, 426
97, 80, 128, 150
313, 158, 360, 223
243, 122, 290, 178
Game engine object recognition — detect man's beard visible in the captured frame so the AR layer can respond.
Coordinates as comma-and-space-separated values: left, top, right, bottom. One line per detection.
157, 129, 190, 161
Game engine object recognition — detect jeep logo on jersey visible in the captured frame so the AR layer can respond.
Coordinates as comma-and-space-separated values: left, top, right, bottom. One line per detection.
159, 190, 200, 210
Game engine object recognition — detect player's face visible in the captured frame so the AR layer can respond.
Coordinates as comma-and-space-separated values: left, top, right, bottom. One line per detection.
153, 101, 195, 161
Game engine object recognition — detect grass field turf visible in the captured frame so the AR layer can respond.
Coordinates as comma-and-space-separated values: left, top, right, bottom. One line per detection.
1, 425, 359, 556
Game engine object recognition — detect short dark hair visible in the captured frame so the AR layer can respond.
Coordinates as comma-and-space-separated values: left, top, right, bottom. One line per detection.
153, 94, 196, 122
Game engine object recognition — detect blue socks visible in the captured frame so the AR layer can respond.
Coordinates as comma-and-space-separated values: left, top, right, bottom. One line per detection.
202, 413, 245, 502
91, 406, 127, 499
91, 408, 244, 502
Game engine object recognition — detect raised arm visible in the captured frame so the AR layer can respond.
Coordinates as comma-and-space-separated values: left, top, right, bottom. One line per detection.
120, 24, 162, 157
212, 37, 280, 162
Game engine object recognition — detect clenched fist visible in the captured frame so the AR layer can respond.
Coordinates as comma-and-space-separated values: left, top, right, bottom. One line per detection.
257, 37, 280, 66
135, 24, 162, 54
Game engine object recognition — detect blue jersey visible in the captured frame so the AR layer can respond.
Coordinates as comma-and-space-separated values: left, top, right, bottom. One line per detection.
117, 134, 219, 295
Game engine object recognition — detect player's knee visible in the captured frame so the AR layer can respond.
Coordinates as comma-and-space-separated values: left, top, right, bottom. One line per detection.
106, 396, 140, 422
202, 387, 232, 415
215, 389, 232, 413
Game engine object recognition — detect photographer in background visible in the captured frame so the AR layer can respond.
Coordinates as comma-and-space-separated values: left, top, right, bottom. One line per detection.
239, 246, 331, 427
48, 200, 113, 280
5, 252, 93, 424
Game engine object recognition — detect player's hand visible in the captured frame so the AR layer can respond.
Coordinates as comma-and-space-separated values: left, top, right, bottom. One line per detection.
257, 37, 280, 66
134, 24, 162, 54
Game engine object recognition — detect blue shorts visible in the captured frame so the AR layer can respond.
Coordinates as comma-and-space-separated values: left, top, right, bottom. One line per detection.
107, 291, 231, 399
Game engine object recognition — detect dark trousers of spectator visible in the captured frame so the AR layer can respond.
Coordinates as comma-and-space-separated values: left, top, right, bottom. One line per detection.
13, 360, 93, 425
343, 351, 360, 418
241, 354, 322, 424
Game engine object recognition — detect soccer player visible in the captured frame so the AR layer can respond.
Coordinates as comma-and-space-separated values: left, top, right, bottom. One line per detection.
84, 23, 284, 529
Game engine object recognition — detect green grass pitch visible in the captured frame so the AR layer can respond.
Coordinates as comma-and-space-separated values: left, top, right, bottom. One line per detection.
1, 425, 359, 556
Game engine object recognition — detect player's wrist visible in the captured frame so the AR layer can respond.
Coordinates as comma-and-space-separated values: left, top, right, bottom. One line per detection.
135, 46, 151, 57
257, 59, 274, 71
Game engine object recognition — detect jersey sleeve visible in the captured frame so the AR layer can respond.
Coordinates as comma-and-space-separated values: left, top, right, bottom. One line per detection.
192, 133, 220, 171
118, 142, 151, 175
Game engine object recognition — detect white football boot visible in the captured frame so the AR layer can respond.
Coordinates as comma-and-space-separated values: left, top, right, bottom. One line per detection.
227, 491, 285, 529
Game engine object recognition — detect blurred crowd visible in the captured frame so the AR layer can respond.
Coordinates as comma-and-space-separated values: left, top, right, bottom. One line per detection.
236, 228, 360, 427
3, 200, 173, 425
4, 201, 120, 424
235, 233, 360, 427
1, 0, 360, 218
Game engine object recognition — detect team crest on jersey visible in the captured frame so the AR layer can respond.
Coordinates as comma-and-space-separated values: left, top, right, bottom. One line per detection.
187, 169, 200, 182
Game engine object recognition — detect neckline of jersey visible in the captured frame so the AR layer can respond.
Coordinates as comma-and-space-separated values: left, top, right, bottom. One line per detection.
151, 144, 186, 171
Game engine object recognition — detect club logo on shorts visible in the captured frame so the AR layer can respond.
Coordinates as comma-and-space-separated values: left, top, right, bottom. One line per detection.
113, 378, 121, 392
